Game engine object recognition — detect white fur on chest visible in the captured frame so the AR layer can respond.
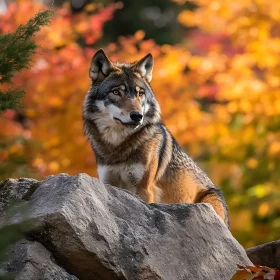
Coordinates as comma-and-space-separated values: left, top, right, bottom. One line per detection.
94, 117, 130, 146
93, 101, 133, 146
98, 163, 145, 193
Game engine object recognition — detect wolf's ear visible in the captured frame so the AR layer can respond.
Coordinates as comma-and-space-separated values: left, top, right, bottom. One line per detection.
90, 49, 114, 84
134, 53, 154, 82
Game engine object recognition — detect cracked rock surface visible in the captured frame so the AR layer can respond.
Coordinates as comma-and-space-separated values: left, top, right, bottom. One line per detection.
0, 178, 39, 215
0, 173, 252, 280
2, 239, 78, 280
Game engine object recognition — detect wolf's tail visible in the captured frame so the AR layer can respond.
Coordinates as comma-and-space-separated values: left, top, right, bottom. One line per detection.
195, 187, 230, 227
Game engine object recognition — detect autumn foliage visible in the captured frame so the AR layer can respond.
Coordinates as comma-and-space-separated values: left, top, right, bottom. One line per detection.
231, 265, 280, 280
0, 0, 279, 247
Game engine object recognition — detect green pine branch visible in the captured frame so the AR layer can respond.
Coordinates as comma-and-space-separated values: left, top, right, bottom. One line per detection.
0, 8, 55, 113
0, 88, 25, 112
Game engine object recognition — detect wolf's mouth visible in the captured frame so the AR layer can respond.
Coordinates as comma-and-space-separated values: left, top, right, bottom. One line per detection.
113, 117, 140, 127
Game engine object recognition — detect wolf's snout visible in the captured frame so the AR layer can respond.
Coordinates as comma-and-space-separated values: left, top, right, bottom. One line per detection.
130, 111, 143, 122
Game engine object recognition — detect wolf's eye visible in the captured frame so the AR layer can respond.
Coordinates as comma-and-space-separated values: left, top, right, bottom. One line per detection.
113, 90, 120, 95
139, 90, 145, 97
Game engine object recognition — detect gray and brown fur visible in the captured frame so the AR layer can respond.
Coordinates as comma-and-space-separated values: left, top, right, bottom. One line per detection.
83, 49, 229, 226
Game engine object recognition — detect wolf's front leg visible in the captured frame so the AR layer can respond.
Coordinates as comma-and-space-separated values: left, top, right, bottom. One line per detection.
136, 159, 158, 203
97, 164, 120, 187
137, 185, 156, 203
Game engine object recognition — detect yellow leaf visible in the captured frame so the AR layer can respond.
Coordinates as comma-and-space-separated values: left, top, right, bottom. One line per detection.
48, 161, 60, 172
246, 158, 258, 169
258, 202, 269, 217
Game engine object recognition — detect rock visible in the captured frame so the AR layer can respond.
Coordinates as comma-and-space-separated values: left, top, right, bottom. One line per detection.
2, 173, 252, 280
246, 240, 280, 269
0, 177, 39, 215
0, 239, 78, 280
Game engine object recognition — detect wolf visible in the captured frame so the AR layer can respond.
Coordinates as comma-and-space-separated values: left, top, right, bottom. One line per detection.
83, 49, 229, 226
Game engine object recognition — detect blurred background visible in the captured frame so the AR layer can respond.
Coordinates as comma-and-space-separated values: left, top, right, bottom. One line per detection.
0, 0, 280, 248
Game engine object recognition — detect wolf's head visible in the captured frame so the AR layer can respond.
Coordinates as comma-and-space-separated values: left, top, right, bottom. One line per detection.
83, 49, 161, 145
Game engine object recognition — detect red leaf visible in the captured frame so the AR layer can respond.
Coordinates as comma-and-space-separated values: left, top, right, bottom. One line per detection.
274, 270, 280, 280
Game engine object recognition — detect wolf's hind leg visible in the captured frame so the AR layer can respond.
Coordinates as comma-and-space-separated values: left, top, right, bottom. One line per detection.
195, 187, 229, 227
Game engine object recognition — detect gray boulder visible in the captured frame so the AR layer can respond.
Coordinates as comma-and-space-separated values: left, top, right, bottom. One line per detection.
0, 177, 39, 215
246, 240, 280, 269
1, 239, 78, 280
1, 173, 252, 280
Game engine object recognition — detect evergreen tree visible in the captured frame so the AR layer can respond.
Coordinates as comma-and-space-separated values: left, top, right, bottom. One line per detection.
0, 8, 55, 279
0, 9, 55, 113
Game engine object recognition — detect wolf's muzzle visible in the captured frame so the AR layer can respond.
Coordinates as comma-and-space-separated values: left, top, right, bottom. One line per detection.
130, 111, 143, 123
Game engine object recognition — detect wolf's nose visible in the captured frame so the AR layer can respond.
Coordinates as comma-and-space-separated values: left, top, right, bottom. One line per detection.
130, 111, 143, 122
